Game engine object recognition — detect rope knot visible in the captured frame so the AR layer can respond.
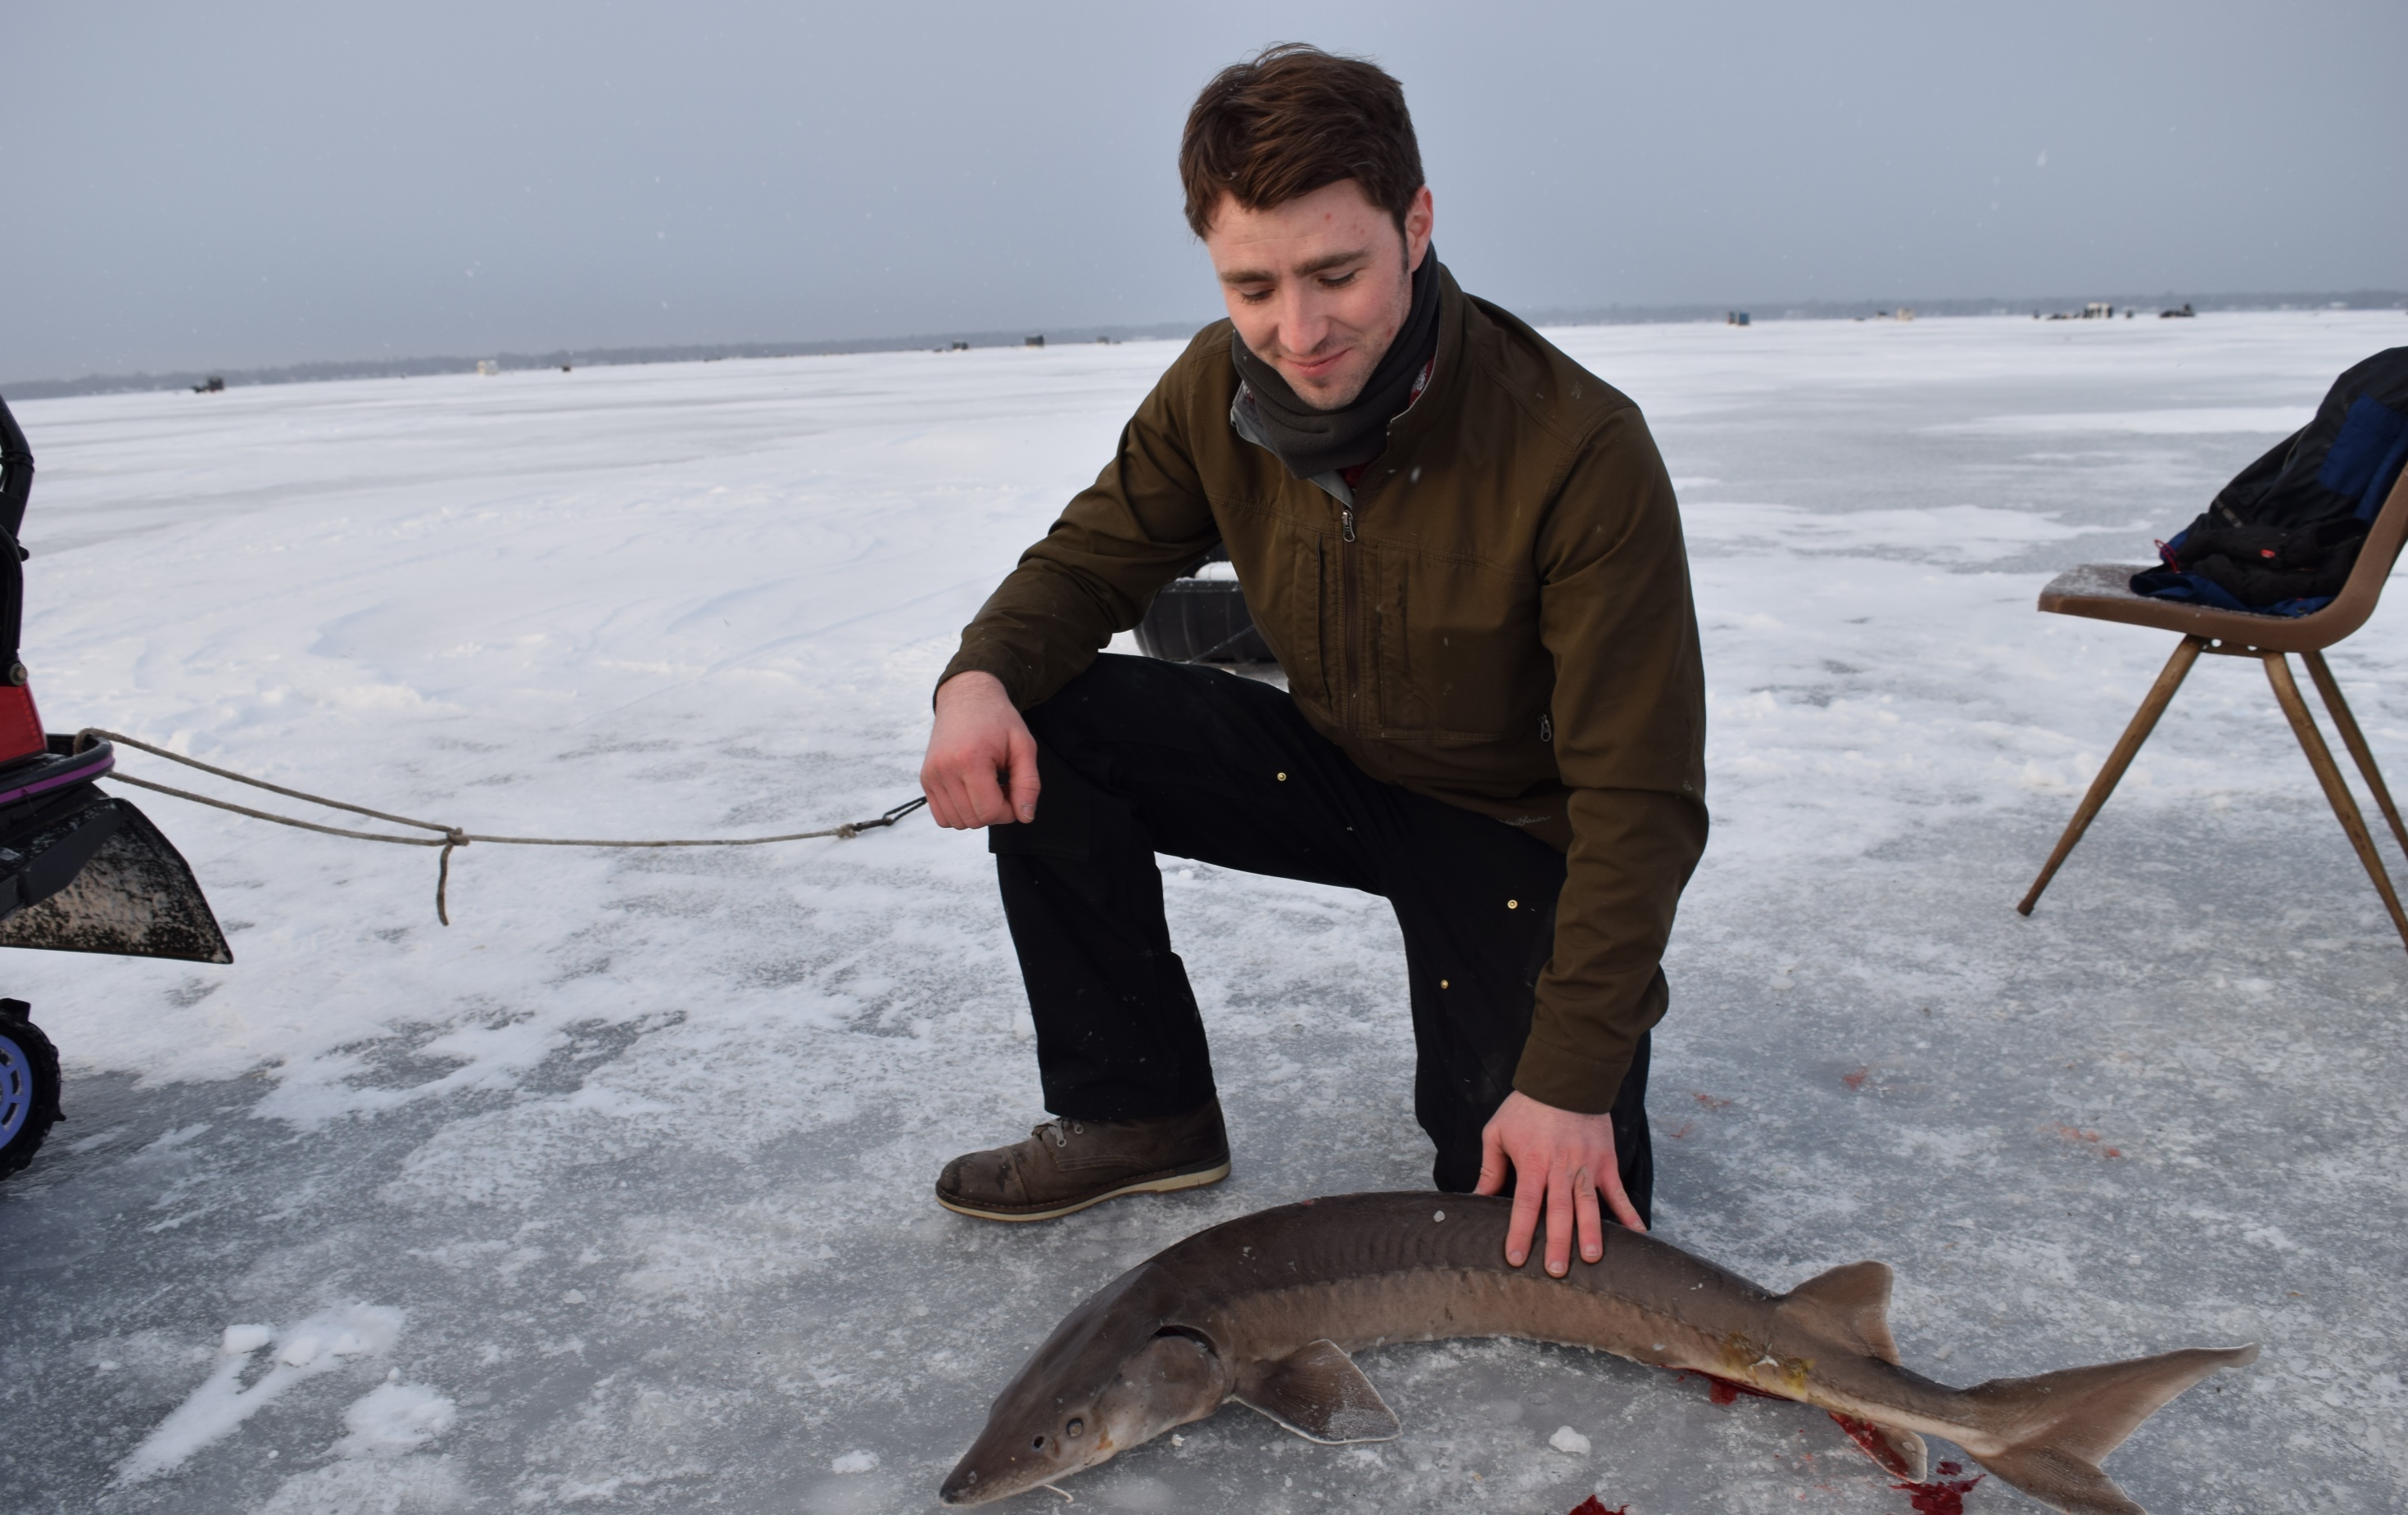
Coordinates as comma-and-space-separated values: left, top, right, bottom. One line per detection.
435, 831, 471, 927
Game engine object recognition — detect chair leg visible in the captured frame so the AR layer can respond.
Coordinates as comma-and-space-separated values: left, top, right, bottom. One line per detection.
2264, 653, 2408, 951
2018, 635, 2206, 916
2300, 649, 2408, 857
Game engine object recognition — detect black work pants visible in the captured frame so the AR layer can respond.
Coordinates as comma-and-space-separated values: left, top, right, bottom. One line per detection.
990, 653, 1650, 1215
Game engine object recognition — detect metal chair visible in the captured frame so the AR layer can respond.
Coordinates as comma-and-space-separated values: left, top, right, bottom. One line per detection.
2016, 468, 2408, 947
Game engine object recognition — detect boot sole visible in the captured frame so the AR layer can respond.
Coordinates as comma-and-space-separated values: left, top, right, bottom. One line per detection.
935, 1158, 1232, 1223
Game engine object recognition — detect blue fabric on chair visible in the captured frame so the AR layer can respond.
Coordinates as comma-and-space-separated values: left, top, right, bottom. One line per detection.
2320, 396, 2408, 520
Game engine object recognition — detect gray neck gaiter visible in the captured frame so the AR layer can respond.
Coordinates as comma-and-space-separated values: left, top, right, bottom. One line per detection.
1230, 248, 1442, 480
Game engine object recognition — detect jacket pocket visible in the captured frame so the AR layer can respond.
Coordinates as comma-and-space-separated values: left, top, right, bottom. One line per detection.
1374, 546, 1424, 732
1376, 547, 1543, 742
1268, 530, 1332, 715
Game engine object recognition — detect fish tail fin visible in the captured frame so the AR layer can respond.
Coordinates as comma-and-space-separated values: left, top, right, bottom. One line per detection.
1958, 1345, 2257, 1514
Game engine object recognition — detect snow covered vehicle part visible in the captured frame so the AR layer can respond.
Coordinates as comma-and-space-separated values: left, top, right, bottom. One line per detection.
0, 400, 229, 963
0, 998, 61, 1179
0, 402, 229, 958
0, 737, 233, 963
0, 394, 230, 1183
1134, 545, 1277, 665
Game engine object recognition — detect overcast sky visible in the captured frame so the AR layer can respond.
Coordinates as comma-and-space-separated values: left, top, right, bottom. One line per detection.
7, 1, 2403, 382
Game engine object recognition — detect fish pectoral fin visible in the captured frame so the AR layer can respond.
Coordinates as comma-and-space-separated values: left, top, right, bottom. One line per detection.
1826, 1412, 1927, 1481
1777, 1260, 1901, 1365
1235, 1340, 1401, 1445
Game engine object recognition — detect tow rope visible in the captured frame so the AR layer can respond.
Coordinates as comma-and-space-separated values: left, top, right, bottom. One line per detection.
76, 729, 927, 926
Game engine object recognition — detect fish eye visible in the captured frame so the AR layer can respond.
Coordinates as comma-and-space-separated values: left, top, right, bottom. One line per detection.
1066, 1418, 1084, 1438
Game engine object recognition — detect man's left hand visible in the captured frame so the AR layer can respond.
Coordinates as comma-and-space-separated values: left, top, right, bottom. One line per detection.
1473, 1089, 1645, 1276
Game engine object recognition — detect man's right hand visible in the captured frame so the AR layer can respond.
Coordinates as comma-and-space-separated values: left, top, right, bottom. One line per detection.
921, 672, 1041, 830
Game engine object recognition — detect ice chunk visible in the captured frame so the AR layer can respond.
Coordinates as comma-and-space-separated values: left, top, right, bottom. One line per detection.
334, 1382, 458, 1457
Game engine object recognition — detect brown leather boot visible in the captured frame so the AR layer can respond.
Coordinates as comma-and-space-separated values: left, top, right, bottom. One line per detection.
935, 1097, 1231, 1222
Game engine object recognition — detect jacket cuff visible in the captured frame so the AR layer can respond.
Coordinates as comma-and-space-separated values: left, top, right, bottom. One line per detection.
1510, 1033, 1635, 1116
935, 646, 1034, 710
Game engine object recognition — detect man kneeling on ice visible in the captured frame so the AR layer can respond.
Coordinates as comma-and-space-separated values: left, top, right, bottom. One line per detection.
918, 44, 1704, 1277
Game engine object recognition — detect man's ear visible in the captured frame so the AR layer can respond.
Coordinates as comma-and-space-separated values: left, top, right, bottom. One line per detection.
1404, 185, 1434, 270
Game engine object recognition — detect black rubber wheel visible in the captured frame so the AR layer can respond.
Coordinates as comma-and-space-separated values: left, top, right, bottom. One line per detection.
0, 1001, 61, 1180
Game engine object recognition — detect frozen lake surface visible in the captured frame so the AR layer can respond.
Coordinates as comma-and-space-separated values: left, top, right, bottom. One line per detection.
2, 310, 2403, 1514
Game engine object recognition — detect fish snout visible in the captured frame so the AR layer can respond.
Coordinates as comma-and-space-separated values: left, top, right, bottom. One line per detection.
940, 1420, 1093, 1506
937, 1452, 985, 1507
939, 1438, 1031, 1507
938, 1449, 1029, 1508
943, 1329, 1222, 1504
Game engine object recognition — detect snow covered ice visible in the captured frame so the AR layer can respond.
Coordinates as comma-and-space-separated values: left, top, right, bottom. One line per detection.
2, 310, 2403, 1513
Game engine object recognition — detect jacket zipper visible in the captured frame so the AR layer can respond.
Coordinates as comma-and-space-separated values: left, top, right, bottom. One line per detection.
1338, 504, 1360, 731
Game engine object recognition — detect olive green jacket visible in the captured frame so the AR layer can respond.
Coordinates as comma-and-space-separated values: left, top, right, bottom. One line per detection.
941, 267, 1707, 1112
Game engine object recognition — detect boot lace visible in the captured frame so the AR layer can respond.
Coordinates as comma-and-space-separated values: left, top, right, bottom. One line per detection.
1031, 1117, 1088, 1148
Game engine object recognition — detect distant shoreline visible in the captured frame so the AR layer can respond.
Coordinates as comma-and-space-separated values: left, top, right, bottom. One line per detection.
9, 290, 2401, 403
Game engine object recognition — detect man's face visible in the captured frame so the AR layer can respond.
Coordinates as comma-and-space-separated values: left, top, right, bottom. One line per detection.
1202, 179, 1435, 411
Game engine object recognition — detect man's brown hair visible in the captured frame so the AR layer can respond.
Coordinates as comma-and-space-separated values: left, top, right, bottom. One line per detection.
1179, 43, 1424, 240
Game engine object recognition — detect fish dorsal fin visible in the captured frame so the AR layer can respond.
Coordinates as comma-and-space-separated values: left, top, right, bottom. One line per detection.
1236, 1340, 1401, 1445
1778, 1261, 1901, 1365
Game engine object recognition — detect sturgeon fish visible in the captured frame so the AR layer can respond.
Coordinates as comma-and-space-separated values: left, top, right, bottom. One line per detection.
940, 1193, 2254, 1513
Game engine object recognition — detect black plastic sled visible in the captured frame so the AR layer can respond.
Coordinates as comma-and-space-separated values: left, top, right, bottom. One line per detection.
0, 395, 230, 1180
